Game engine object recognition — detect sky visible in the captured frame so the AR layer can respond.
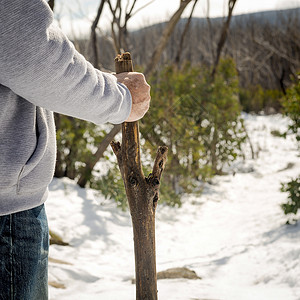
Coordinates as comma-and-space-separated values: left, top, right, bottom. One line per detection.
53, 0, 300, 37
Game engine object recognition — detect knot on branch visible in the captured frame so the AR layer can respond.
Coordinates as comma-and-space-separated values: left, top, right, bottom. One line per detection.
152, 177, 160, 187
151, 146, 168, 180
159, 146, 168, 155
146, 173, 159, 186
128, 175, 138, 187
158, 160, 164, 169
145, 173, 152, 184
153, 193, 159, 210
110, 141, 121, 154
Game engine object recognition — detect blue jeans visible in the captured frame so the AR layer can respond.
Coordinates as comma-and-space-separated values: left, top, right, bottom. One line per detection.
0, 204, 49, 300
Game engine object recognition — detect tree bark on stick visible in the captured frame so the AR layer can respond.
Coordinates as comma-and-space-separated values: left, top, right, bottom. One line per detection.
111, 52, 168, 300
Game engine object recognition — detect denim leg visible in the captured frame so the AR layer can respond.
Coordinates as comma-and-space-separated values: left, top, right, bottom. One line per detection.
0, 204, 49, 300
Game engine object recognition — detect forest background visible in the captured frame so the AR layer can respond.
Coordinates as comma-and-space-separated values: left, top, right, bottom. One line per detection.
48, 0, 300, 217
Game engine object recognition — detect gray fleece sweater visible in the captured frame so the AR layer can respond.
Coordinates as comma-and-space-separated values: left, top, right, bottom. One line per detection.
0, 0, 132, 215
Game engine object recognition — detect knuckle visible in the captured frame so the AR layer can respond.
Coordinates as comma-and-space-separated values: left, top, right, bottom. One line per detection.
134, 72, 144, 80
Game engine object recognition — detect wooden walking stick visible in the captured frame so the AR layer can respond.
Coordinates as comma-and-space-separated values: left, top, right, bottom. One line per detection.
111, 52, 168, 300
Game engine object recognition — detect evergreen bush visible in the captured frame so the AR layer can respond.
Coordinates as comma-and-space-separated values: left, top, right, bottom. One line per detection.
280, 78, 300, 219
239, 85, 282, 113
139, 58, 246, 200
281, 176, 300, 216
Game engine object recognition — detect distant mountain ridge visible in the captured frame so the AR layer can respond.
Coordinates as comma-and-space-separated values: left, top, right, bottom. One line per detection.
133, 7, 300, 32
193, 7, 299, 24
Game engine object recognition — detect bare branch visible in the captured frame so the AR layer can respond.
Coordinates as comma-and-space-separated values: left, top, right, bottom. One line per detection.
127, 0, 137, 17
144, 0, 194, 76
206, 0, 215, 64
211, 0, 237, 80
90, 0, 106, 68
125, 0, 131, 15
253, 37, 300, 66
175, 0, 199, 66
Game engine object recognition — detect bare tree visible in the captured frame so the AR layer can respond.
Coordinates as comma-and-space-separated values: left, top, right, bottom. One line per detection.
106, 0, 155, 54
90, 0, 106, 68
174, 0, 199, 66
144, 0, 194, 76
211, 0, 237, 79
206, 0, 216, 64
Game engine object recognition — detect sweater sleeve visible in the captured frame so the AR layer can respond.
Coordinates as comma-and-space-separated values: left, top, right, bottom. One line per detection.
0, 0, 132, 125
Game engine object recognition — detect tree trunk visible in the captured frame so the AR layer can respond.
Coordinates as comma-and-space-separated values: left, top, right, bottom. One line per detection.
77, 124, 121, 187
144, 0, 193, 76
211, 0, 237, 80
90, 0, 106, 69
174, 0, 199, 66
111, 53, 168, 300
54, 113, 65, 178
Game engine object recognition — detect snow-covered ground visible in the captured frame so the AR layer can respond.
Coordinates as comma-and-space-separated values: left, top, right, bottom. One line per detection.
47, 114, 300, 300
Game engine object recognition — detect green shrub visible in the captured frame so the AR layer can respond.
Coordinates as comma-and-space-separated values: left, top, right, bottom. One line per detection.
280, 79, 300, 142
280, 78, 300, 219
55, 114, 110, 180
239, 85, 282, 113
140, 58, 246, 198
91, 165, 128, 211
281, 175, 300, 216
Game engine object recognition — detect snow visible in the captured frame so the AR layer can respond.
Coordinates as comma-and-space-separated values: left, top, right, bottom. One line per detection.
47, 114, 300, 300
